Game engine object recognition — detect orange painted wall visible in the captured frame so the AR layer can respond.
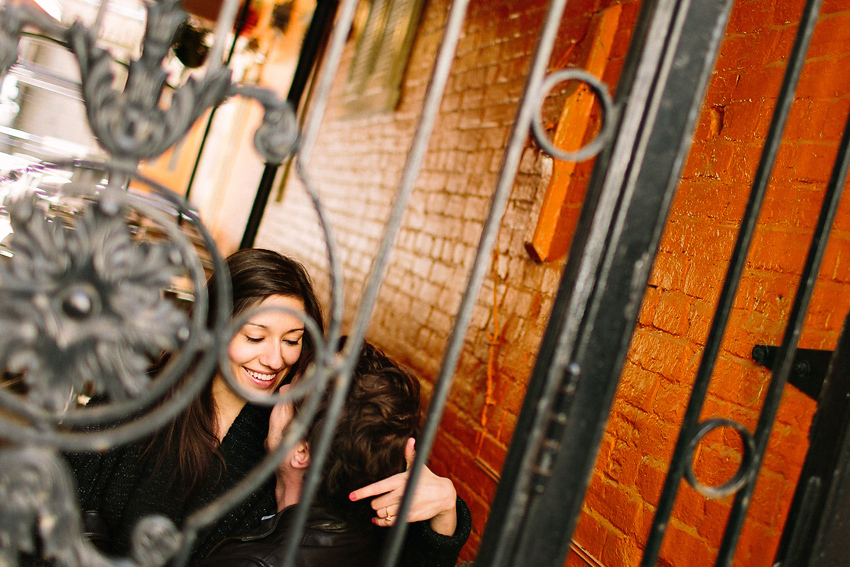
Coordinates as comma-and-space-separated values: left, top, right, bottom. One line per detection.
251, 0, 850, 564
577, 0, 850, 565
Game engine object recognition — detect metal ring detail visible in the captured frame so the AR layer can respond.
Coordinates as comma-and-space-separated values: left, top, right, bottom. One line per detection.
684, 417, 757, 499
531, 68, 615, 162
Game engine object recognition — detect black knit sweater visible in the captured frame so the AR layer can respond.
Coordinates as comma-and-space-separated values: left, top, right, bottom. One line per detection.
65, 403, 277, 564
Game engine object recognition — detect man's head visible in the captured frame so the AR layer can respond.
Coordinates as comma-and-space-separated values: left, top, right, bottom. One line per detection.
268, 341, 421, 514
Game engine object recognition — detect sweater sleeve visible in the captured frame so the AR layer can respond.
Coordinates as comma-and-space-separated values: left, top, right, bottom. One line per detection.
400, 495, 472, 567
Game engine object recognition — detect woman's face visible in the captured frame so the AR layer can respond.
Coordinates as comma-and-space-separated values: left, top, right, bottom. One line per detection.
228, 294, 306, 396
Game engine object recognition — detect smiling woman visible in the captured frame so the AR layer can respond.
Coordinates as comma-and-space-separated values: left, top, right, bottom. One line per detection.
64, 248, 326, 563
215, 294, 308, 439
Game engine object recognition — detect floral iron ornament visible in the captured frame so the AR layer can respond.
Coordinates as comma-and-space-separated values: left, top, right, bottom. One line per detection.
0, 163, 220, 442
67, 1, 232, 163
0, 191, 190, 412
0, 0, 308, 412
0, 0, 322, 565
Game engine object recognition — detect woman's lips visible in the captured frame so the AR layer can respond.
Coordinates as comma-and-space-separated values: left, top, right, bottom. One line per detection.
245, 368, 277, 384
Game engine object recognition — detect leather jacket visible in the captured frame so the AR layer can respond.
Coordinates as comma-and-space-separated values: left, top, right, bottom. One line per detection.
198, 496, 472, 567
197, 504, 383, 567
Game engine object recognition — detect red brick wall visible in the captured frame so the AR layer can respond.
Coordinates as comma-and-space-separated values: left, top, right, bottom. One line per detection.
257, 0, 635, 555
254, 0, 850, 564
576, 0, 850, 565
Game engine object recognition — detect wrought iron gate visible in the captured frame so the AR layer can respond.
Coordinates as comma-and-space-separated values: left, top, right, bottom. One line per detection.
0, 0, 848, 567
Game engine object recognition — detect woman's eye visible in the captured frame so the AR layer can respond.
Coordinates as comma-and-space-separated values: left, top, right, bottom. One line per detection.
245, 336, 263, 343
284, 338, 302, 347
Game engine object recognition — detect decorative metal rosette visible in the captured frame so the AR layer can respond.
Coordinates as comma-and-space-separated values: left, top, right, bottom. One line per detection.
2, 193, 187, 410
0, 446, 182, 567
0, 161, 222, 442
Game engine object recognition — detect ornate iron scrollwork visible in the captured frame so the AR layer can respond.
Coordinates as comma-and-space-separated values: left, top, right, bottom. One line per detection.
68, 16, 233, 163
0, 191, 190, 411
0, 0, 334, 565
0, 446, 181, 567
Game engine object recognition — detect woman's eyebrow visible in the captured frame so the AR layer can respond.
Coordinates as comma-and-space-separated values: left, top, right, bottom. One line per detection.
245, 322, 306, 333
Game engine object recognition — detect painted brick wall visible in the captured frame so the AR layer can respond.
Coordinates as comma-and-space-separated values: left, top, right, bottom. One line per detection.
256, 0, 638, 556
574, 0, 850, 565
253, 0, 850, 564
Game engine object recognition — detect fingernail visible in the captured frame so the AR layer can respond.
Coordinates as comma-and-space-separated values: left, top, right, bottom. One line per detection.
371, 518, 377, 524
349, 492, 356, 501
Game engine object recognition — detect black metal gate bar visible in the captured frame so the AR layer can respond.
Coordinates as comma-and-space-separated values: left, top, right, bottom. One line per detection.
239, 0, 340, 250
477, 0, 735, 566
776, 97, 850, 562
476, 0, 692, 557
392, 0, 600, 560
718, 9, 849, 564
800, 311, 850, 566
184, 0, 255, 204
640, 0, 823, 564
344, 0, 472, 351
773, 213, 850, 563
314, 0, 476, 562
297, 0, 359, 161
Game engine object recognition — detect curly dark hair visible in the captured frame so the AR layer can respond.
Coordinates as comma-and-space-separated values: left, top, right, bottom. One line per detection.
301, 342, 421, 517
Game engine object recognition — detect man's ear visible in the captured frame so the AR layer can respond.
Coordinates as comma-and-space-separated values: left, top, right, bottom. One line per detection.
290, 441, 310, 469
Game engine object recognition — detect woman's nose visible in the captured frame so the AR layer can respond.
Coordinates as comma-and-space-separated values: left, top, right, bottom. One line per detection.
259, 342, 284, 369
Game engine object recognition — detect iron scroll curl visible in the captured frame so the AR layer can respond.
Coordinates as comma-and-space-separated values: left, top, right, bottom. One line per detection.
531, 68, 615, 162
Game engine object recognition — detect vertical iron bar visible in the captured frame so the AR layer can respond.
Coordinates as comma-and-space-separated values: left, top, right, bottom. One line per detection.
522, 1, 735, 566
340, 2, 473, 316
479, 0, 736, 565
276, 366, 357, 567
239, 0, 396, 556
92, 0, 108, 37
718, 13, 846, 567
776, 101, 850, 565
250, 157, 350, 567
805, 312, 850, 566
207, 0, 242, 76
239, 164, 279, 249
475, 0, 679, 559
293, 158, 346, 342
285, 0, 339, 110
782, 477, 823, 566
239, 0, 339, 249
282, 0, 473, 562
364, 0, 601, 562
640, 1, 822, 564
297, 0, 362, 162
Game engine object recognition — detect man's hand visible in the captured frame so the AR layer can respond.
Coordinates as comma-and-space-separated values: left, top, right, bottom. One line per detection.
349, 438, 458, 536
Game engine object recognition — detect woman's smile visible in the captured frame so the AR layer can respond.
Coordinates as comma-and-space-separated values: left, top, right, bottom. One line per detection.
244, 367, 278, 384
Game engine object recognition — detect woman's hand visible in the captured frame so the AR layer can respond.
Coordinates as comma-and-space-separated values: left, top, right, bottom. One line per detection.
349, 438, 458, 536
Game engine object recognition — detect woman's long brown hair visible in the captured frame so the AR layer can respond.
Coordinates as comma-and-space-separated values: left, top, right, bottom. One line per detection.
144, 249, 325, 498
